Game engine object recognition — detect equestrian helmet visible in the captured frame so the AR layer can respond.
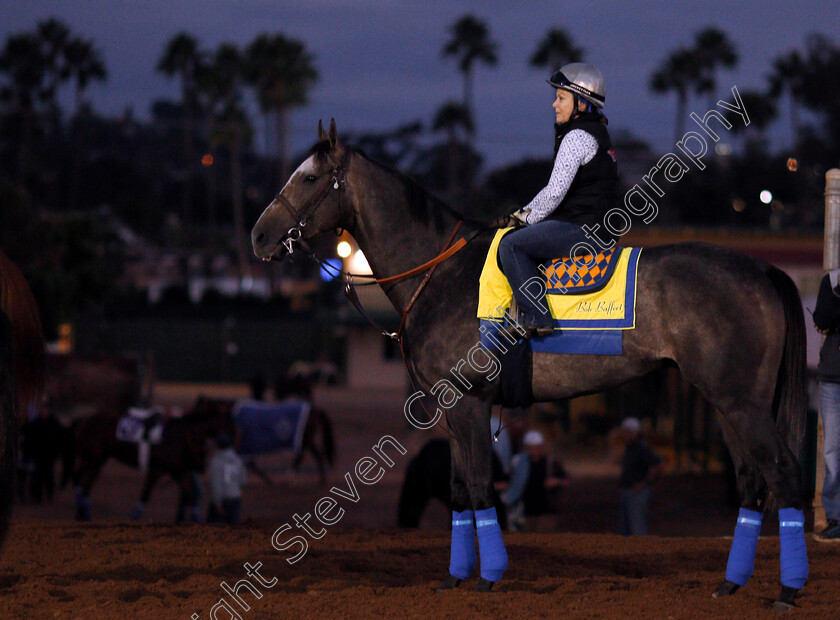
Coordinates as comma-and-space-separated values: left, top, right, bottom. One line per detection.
548, 62, 606, 109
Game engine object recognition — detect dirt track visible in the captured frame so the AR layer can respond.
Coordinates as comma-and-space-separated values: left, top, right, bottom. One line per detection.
4, 384, 838, 617
1, 520, 838, 619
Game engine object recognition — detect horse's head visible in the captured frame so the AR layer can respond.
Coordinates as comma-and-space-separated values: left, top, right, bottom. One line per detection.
252, 119, 353, 262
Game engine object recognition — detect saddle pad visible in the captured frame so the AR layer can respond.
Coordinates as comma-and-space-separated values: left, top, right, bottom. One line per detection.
115, 414, 163, 444
233, 399, 310, 456
494, 229, 621, 295
478, 229, 641, 329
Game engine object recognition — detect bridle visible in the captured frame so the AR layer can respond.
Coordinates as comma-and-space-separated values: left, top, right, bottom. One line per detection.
262, 146, 486, 434
266, 147, 353, 259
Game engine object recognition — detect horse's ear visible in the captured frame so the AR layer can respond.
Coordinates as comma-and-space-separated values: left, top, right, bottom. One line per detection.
328, 118, 340, 149
318, 119, 328, 142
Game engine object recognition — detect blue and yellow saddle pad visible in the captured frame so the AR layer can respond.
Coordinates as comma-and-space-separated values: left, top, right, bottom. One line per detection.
478, 228, 642, 355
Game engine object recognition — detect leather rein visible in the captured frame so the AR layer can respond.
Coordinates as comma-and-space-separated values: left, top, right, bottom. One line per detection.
268, 147, 468, 342
267, 148, 475, 434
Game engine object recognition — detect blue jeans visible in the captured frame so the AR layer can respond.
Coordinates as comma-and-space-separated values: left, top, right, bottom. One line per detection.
819, 381, 840, 521
619, 486, 651, 536
497, 220, 593, 327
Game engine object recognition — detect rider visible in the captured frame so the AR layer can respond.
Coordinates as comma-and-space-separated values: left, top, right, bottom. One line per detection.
497, 63, 620, 338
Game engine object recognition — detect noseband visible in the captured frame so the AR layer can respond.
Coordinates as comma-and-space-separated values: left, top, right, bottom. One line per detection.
269, 147, 353, 259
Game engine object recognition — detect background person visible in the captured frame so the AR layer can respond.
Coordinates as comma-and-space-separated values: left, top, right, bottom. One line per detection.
207, 432, 247, 525
617, 417, 662, 536
499, 429, 568, 532
812, 269, 840, 542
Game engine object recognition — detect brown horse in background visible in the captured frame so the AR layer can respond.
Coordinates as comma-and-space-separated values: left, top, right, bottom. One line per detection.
64, 396, 235, 521
0, 251, 44, 548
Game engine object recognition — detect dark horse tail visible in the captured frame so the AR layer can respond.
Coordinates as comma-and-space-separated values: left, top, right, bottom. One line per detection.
318, 408, 335, 467
0, 251, 44, 549
60, 420, 78, 489
766, 265, 808, 508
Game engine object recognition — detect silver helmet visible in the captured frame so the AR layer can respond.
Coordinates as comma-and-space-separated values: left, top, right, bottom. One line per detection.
547, 62, 606, 109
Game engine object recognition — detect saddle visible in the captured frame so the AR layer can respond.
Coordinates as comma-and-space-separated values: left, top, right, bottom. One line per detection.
116, 407, 164, 445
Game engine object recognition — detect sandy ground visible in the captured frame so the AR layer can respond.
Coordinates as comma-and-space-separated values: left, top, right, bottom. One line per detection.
3, 384, 838, 618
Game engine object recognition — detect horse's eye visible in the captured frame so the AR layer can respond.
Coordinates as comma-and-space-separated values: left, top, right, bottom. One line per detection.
304, 175, 317, 184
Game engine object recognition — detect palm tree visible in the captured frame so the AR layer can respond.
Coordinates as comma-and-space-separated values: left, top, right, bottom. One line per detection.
650, 48, 701, 143
35, 18, 71, 106
64, 36, 107, 211
64, 37, 106, 117
442, 14, 498, 121
768, 50, 806, 149
432, 101, 474, 196
692, 28, 738, 107
529, 28, 584, 72
245, 33, 317, 184
197, 43, 253, 281
157, 32, 202, 226
0, 33, 49, 184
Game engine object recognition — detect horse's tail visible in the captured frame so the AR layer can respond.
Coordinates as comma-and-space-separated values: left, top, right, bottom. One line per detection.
766, 265, 808, 508
59, 419, 78, 489
0, 251, 44, 414
318, 408, 335, 467
0, 314, 16, 549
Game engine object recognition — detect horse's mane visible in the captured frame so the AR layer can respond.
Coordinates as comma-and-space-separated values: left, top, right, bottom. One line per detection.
308, 140, 470, 232
0, 251, 44, 410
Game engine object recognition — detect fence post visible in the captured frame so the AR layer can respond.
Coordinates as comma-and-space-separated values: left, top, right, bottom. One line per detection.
816, 169, 840, 529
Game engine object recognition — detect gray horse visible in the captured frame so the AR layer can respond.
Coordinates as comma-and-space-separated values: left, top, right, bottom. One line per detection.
252, 120, 808, 609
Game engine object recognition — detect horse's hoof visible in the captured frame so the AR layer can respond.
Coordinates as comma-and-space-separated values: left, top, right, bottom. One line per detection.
711, 580, 740, 598
772, 585, 798, 611
474, 578, 495, 592
435, 575, 462, 591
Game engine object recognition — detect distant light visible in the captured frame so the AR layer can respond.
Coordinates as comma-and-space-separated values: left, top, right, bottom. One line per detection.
786, 157, 798, 172
732, 199, 746, 212
349, 250, 372, 275
715, 143, 732, 156
759, 190, 773, 204
320, 258, 342, 281
201, 153, 214, 167
337, 241, 352, 258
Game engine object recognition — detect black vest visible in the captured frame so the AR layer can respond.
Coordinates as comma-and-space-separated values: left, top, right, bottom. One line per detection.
548, 113, 620, 240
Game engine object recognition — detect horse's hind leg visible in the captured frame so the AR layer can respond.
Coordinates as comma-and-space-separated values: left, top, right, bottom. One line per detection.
74, 461, 102, 521
713, 414, 767, 598
132, 469, 162, 520
714, 405, 807, 606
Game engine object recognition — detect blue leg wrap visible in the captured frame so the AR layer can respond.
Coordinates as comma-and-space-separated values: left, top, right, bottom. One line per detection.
779, 508, 808, 589
475, 507, 508, 582
449, 510, 476, 580
724, 508, 762, 586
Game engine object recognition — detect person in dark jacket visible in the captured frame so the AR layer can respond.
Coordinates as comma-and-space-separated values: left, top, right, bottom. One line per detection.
22, 398, 64, 503
497, 62, 620, 338
812, 270, 840, 542
617, 417, 662, 536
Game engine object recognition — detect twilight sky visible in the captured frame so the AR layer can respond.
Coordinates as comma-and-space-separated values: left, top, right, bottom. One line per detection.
2, 1, 839, 170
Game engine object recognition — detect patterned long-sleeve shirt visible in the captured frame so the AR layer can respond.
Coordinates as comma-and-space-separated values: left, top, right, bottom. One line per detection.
524, 129, 598, 225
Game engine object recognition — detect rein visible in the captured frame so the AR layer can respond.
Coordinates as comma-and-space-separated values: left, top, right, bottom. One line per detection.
269, 147, 485, 434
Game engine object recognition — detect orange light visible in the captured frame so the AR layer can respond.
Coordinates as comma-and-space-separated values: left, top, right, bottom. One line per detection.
786, 157, 798, 172
201, 153, 214, 167
732, 199, 745, 212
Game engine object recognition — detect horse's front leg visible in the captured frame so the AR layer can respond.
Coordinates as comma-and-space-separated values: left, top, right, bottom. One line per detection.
438, 397, 507, 592
132, 469, 162, 520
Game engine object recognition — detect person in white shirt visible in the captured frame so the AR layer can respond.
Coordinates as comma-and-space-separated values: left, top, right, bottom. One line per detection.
497, 63, 620, 338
